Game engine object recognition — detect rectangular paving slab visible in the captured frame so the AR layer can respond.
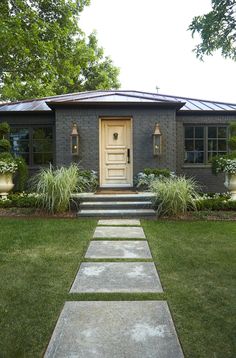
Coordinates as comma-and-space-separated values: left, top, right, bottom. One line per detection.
44, 301, 184, 358
85, 240, 152, 259
70, 262, 162, 293
98, 219, 141, 226
93, 226, 145, 239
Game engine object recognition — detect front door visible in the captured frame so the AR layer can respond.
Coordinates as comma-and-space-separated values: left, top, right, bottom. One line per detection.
100, 118, 132, 187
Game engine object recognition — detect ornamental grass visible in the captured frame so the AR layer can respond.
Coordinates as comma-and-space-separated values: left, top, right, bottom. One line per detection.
32, 164, 79, 213
150, 176, 200, 217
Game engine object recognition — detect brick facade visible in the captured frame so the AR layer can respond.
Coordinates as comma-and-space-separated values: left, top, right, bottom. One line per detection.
2, 105, 236, 192
176, 113, 236, 192
55, 107, 177, 176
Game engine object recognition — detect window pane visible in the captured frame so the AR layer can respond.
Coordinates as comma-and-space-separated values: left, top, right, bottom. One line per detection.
218, 127, 227, 138
195, 140, 204, 151
10, 128, 30, 156
11, 128, 29, 140
184, 152, 194, 163
185, 127, 194, 138
33, 127, 53, 140
33, 140, 53, 153
195, 127, 204, 138
195, 152, 204, 163
208, 127, 217, 138
185, 140, 194, 151
218, 140, 227, 151
208, 139, 217, 151
208, 152, 218, 162
33, 153, 53, 165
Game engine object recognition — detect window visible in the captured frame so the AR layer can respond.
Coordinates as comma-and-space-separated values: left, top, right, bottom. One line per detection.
184, 125, 228, 164
10, 126, 53, 166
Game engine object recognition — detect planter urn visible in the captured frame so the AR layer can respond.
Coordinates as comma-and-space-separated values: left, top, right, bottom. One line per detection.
224, 173, 236, 200
0, 173, 14, 198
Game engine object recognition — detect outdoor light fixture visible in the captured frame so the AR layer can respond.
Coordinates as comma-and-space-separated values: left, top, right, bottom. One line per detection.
153, 123, 162, 156
71, 123, 79, 156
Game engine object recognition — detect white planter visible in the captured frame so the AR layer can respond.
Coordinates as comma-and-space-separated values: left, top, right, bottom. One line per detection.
224, 173, 236, 200
0, 173, 14, 198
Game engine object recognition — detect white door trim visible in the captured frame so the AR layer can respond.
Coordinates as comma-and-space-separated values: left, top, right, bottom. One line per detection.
99, 117, 133, 188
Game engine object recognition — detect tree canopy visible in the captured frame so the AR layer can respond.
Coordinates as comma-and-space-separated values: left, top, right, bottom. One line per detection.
189, 0, 236, 61
0, 0, 120, 101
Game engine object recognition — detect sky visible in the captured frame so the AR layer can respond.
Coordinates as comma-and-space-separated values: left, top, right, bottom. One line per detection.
80, 0, 236, 103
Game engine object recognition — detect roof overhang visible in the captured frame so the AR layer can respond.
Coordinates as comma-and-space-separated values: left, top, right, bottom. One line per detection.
46, 100, 185, 111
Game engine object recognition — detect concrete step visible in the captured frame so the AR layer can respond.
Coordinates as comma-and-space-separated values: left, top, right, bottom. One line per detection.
77, 208, 156, 217
80, 201, 153, 210
73, 192, 155, 202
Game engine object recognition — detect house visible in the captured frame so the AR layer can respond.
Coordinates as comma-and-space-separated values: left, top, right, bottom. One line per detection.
0, 90, 236, 192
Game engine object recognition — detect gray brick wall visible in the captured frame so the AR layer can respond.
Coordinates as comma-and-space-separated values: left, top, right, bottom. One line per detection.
55, 107, 177, 178
176, 114, 236, 192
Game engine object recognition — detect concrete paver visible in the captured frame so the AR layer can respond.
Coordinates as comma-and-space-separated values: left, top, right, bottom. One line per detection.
44, 301, 184, 358
70, 262, 162, 293
93, 226, 145, 239
85, 240, 152, 259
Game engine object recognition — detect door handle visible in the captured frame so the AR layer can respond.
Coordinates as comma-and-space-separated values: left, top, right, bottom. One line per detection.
127, 148, 130, 163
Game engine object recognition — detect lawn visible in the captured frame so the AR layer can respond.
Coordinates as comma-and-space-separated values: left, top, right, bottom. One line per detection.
0, 218, 96, 357
0, 218, 235, 357
142, 220, 236, 358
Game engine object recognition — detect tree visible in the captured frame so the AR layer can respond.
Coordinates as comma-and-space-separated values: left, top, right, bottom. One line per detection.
0, 0, 120, 101
189, 0, 236, 61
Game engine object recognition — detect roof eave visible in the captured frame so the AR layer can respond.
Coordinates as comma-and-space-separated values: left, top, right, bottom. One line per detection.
178, 110, 236, 115
46, 100, 185, 111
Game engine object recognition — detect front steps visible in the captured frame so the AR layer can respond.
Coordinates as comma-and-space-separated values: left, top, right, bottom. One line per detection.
74, 192, 156, 217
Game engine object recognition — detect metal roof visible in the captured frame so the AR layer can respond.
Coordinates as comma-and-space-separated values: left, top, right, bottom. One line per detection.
0, 90, 236, 112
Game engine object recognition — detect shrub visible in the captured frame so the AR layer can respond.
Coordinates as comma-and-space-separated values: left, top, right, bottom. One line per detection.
14, 157, 29, 192
0, 193, 37, 208
135, 168, 175, 190
196, 194, 236, 211
150, 176, 200, 217
0, 138, 11, 152
32, 164, 79, 213
77, 169, 98, 192
0, 122, 10, 136
143, 168, 172, 177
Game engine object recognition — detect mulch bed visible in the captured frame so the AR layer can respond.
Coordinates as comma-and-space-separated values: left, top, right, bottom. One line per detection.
0, 207, 236, 220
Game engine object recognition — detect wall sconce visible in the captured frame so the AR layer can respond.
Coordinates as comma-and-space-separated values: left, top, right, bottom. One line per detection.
153, 123, 162, 156
71, 123, 79, 156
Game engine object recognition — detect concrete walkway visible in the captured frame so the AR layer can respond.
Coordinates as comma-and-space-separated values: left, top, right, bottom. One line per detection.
44, 219, 184, 357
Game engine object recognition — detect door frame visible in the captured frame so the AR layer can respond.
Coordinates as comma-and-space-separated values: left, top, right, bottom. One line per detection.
99, 117, 133, 188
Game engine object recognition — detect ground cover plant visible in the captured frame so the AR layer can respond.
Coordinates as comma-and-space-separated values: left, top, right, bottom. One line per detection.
142, 220, 236, 358
0, 218, 96, 357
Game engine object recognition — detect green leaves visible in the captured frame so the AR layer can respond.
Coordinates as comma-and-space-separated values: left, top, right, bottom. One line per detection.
189, 0, 236, 61
0, 0, 120, 101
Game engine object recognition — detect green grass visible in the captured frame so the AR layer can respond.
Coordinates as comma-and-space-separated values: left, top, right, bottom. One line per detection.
0, 218, 96, 357
142, 220, 236, 358
1, 218, 236, 357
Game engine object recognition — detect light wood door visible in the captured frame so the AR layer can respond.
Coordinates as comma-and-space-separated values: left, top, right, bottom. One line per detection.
100, 118, 132, 187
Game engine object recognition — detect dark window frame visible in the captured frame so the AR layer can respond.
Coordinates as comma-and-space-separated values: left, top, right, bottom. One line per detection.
184, 125, 229, 165
10, 125, 54, 167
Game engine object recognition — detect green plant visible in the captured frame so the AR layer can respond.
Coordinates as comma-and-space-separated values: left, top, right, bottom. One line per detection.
0, 161, 18, 174
0, 138, 11, 152
0, 193, 37, 208
196, 196, 236, 211
14, 157, 29, 192
77, 170, 98, 192
228, 136, 236, 151
32, 164, 79, 213
0, 122, 10, 136
150, 176, 200, 216
135, 169, 175, 191
211, 153, 236, 175
143, 168, 172, 177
